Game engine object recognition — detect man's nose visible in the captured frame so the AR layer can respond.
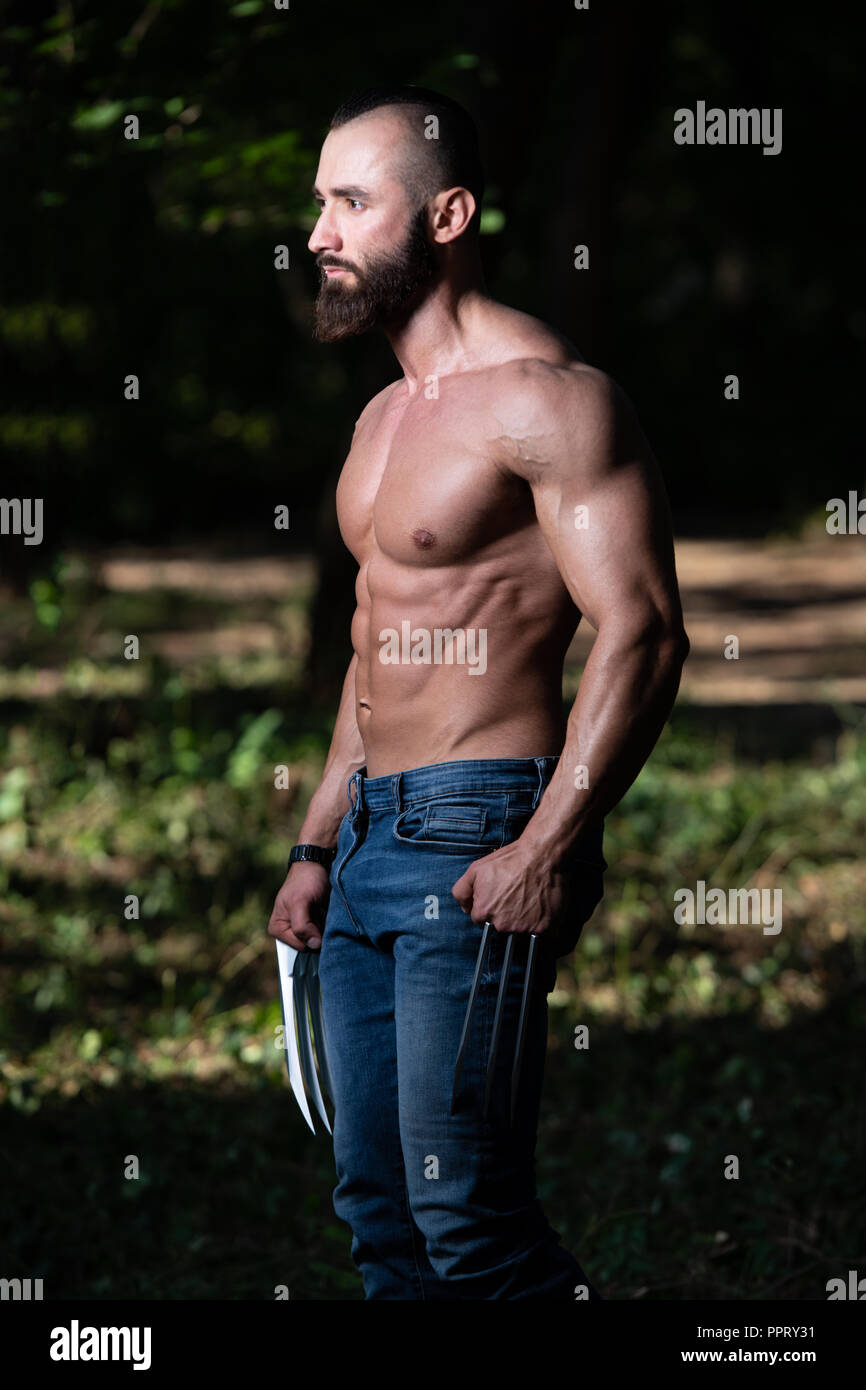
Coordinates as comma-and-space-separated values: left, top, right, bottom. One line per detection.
308, 211, 341, 256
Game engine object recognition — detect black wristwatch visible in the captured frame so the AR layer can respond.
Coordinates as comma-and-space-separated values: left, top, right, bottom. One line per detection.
287, 843, 337, 871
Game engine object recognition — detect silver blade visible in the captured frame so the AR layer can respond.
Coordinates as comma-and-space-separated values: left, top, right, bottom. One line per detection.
510, 934, 539, 1126
295, 951, 331, 1134
484, 932, 516, 1120
450, 921, 492, 1116
306, 955, 335, 1109
275, 940, 315, 1133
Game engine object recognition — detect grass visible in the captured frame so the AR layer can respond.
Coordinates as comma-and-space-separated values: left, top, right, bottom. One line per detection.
1, 562, 864, 1299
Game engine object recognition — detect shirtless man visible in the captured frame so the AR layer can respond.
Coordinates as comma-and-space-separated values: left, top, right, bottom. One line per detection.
267, 84, 690, 1300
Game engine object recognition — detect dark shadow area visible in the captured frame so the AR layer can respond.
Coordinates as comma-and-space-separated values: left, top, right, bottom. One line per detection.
1, 981, 862, 1300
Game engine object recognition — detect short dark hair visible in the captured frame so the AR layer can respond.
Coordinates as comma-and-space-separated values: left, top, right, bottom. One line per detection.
329, 84, 485, 235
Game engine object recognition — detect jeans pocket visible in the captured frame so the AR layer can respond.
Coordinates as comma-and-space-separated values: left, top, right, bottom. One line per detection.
392, 793, 507, 853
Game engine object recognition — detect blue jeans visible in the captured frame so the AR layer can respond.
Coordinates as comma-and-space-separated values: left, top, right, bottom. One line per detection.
317, 755, 607, 1300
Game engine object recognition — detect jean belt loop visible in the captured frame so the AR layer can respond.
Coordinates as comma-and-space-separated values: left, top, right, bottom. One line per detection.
355, 769, 366, 815
392, 771, 404, 812
347, 769, 362, 816
532, 756, 548, 809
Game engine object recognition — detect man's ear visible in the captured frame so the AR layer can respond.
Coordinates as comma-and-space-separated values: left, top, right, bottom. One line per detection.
431, 186, 477, 244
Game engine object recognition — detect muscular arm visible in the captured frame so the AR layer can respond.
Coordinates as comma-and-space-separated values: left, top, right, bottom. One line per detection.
499, 361, 690, 866
452, 362, 689, 939
296, 652, 366, 848
268, 653, 364, 950
269, 390, 385, 949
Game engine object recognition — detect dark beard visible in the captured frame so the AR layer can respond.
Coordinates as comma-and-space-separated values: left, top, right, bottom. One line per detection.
313, 205, 438, 342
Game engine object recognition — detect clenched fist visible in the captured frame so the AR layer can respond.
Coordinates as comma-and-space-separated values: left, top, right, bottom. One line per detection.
267, 861, 332, 951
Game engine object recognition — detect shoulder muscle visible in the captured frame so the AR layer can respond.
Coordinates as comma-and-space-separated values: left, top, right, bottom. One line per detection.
491, 359, 629, 486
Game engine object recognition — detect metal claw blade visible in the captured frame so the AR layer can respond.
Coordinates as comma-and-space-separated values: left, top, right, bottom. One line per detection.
275, 939, 315, 1133
450, 920, 492, 1115
483, 932, 516, 1120
294, 951, 332, 1134
510, 934, 539, 1126
306, 954, 335, 1107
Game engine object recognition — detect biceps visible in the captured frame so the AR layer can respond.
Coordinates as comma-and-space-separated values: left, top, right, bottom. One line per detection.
541, 457, 682, 635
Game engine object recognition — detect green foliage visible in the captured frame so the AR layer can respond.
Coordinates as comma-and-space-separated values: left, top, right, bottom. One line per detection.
1, 3, 855, 555
0, 1, 859, 1300
1, 565, 863, 1297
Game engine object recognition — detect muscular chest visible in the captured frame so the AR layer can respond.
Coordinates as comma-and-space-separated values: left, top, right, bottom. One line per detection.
337, 390, 526, 567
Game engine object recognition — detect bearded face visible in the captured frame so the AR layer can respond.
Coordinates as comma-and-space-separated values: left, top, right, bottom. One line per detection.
313, 204, 439, 342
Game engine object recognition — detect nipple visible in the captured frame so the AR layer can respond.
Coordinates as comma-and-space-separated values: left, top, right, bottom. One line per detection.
411, 528, 436, 549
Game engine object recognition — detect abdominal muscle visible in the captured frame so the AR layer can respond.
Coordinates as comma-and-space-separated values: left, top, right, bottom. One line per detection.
352, 553, 574, 778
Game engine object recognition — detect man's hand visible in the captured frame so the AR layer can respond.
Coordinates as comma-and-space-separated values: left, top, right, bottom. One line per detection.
451, 838, 570, 938
267, 861, 331, 951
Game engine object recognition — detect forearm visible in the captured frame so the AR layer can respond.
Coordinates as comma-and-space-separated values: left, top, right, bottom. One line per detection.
296, 653, 365, 849
521, 621, 689, 868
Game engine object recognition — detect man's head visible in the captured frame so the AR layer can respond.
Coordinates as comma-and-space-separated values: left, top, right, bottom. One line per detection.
309, 85, 485, 342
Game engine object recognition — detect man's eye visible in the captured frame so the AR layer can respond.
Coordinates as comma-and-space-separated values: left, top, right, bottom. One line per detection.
349, 199, 364, 211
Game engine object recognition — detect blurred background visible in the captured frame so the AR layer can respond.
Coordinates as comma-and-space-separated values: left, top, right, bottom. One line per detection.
1, 0, 863, 1299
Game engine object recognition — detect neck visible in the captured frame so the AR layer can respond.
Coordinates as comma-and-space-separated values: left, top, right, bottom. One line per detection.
384, 252, 491, 391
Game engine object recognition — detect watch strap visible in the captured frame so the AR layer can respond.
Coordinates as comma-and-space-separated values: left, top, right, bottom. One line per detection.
288, 843, 337, 870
